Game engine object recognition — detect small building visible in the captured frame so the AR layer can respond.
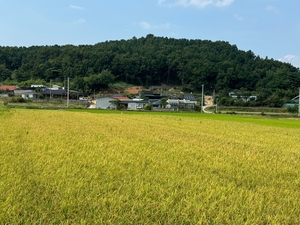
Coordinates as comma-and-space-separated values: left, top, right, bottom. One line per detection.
30, 84, 47, 92
14, 89, 40, 99
167, 99, 197, 109
229, 92, 257, 102
184, 93, 195, 101
14, 89, 32, 96
282, 103, 298, 108
138, 90, 167, 100
42, 89, 67, 98
152, 100, 162, 108
0, 93, 9, 98
31, 84, 47, 88
282, 95, 300, 108
118, 100, 149, 110
113, 96, 130, 101
95, 96, 149, 110
95, 96, 117, 109
0, 85, 19, 92
50, 85, 62, 90
21, 91, 40, 99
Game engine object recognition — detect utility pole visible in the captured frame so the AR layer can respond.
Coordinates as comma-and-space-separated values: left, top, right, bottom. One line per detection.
50, 79, 52, 100
201, 84, 204, 113
298, 88, 300, 117
67, 77, 70, 108
64, 76, 66, 90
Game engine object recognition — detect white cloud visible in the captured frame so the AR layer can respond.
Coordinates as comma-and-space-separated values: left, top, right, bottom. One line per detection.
155, 23, 172, 29
278, 55, 300, 68
140, 21, 152, 29
158, 0, 166, 4
265, 5, 280, 13
179, 0, 213, 8
215, 0, 234, 7
158, 0, 234, 8
70, 5, 85, 10
140, 21, 172, 30
234, 13, 244, 21
74, 19, 86, 24
283, 55, 296, 61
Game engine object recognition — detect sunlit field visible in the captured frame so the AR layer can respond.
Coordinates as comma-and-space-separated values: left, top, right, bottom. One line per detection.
1, 109, 300, 224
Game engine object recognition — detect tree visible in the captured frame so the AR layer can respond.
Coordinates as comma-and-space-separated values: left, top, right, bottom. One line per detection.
0, 34, 299, 105
84, 70, 115, 93
0, 64, 11, 81
160, 98, 168, 108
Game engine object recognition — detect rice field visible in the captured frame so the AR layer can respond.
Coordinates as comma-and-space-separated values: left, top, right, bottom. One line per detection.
1, 109, 300, 224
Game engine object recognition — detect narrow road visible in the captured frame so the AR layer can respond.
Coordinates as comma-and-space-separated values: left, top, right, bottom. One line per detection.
202, 105, 216, 113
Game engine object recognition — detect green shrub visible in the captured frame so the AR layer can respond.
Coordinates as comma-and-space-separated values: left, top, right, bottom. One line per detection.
144, 103, 153, 111
8, 97, 26, 103
287, 105, 298, 113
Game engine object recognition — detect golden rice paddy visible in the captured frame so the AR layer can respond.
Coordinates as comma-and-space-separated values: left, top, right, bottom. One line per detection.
1, 109, 300, 224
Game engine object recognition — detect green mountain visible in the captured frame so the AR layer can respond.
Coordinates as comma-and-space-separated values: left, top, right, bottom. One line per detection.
0, 34, 299, 106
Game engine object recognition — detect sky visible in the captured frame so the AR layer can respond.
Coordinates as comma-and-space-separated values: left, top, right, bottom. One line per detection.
0, 0, 299, 68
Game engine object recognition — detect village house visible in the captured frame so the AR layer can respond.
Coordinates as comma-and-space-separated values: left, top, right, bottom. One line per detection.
14, 89, 40, 99
42, 89, 67, 98
95, 95, 149, 110
167, 99, 198, 109
118, 99, 149, 110
0, 85, 19, 97
138, 90, 167, 100
0, 85, 19, 92
95, 96, 117, 109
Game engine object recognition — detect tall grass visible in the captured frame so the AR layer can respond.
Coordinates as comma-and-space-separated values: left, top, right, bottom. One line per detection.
1, 110, 300, 224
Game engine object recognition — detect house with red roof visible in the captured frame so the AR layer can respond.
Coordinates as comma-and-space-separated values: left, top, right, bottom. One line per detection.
0, 85, 19, 92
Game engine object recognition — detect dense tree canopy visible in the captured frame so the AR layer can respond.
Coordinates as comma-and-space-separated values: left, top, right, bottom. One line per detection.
0, 34, 299, 106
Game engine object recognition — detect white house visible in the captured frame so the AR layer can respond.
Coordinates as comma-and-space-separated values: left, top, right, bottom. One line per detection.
15, 89, 40, 99
119, 100, 149, 110
167, 99, 197, 109
95, 96, 149, 110
95, 96, 116, 109
229, 92, 257, 102
21, 91, 40, 99
31, 84, 47, 88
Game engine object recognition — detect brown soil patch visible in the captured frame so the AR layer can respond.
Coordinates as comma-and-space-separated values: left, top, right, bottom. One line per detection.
124, 86, 144, 94
205, 96, 213, 105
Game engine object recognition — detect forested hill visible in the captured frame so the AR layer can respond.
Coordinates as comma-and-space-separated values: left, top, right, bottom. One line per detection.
0, 34, 299, 101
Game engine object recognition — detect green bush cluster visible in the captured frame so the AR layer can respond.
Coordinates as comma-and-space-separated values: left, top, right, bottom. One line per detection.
7, 96, 27, 103
286, 105, 299, 113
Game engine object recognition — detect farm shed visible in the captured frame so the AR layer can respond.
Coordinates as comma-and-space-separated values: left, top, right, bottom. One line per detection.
22, 91, 41, 99
118, 100, 149, 110
14, 90, 40, 99
42, 89, 67, 98
167, 99, 198, 109
21, 91, 40, 99
95, 96, 117, 109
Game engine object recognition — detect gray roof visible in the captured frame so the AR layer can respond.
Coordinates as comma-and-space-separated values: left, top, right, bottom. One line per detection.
118, 100, 149, 104
184, 94, 195, 101
21, 91, 41, 95
42, 89, 66, 95
152, 100, 161, 106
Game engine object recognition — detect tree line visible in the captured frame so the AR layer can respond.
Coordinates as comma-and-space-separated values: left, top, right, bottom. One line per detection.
0, 34, 299, 106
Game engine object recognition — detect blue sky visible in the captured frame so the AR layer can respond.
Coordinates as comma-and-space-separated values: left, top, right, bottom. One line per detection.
0, 0, 299, 68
